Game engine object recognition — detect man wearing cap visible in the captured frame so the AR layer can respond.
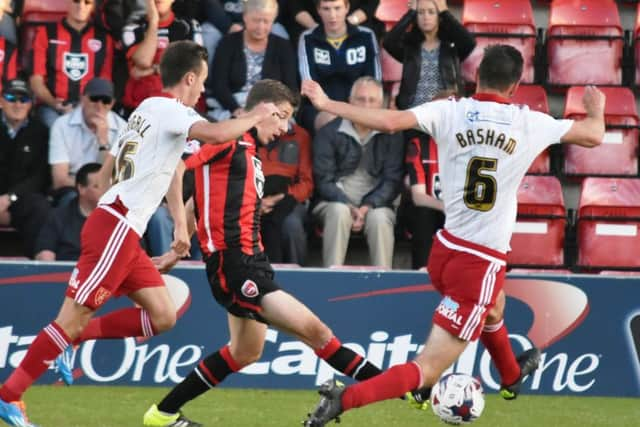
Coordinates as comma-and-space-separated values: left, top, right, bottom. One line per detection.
0, 78, 51, 258
49, 77, 126, 205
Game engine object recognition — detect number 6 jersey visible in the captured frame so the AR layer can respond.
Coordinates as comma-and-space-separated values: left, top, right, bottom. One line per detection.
410, 93, 573, 253
99, 96, 206, 236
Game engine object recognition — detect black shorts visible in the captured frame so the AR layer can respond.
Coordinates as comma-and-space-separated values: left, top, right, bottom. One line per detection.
204, 249, 280, 323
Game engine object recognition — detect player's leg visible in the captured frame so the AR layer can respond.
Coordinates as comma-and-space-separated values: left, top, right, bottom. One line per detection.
144, 314, 266, 427
71, 253, 174, 344
0, 298, 94, 426
261, 290, 382, 381
304, 325, 469, 427
483, 290, 541, 399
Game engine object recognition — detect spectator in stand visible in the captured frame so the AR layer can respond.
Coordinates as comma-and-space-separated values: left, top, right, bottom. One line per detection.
30, 0, 115, 127
208, 0, 298, 121
298, 0, 381, 132
0, 79, 51, 258
383, 0, 474, 268
259, 121, 313, 265
121, 0, 202, 112
49, 78, 126, 205
312, 77, 403, 268
286, 0, 383, 45
0, 34, 17, 93
35, 163, 106, 261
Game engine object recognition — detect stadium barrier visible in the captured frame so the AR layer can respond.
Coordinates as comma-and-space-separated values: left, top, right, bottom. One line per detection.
0, 261, 638, 397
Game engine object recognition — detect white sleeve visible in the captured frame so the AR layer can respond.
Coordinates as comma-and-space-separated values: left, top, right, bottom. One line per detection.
409, 100, 449, 141
164, 104, 207, 140
48, 120, 69, 165
527, 110, 574, 151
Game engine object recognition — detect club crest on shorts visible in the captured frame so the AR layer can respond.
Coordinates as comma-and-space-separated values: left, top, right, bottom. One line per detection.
94, 287, 111, 306
241, 280, 259, 298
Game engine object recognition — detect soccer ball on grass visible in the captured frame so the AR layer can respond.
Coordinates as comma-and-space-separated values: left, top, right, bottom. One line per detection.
430, 373, 485, 425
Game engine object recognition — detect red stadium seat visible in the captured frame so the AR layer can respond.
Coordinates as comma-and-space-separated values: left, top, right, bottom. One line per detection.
21, 0, 68, 23
380, 48, 403, 83
512, 85, 551, 174
461, 0, 537, 84
547, 0, 623, 86
508, 175, 566, 268
577, 177, 640, 270
376, 0, 408, 29
563, 86, 638, 176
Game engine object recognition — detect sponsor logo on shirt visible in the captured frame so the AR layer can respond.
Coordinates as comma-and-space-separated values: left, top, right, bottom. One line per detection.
63, 52, 89, 81
314, 48, 331, 66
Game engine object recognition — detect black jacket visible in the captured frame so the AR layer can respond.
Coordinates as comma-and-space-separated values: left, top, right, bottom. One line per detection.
211, 31, 298, 112
313, 118, 404, 209
383, 10, 475, 109
0, 115, 50, 196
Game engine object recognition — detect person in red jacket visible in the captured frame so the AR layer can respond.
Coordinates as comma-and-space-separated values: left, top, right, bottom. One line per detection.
258, 122, 313, 264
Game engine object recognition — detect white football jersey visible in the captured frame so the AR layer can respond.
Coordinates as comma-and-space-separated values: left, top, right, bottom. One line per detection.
410, 95, 573, 252
100, 97, 206, 235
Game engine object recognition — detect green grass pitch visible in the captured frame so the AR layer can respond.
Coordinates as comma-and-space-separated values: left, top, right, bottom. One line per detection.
21, 385, 639, 427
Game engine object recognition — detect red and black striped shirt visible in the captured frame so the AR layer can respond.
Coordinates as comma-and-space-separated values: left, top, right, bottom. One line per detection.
186, 132, 264, 257
0, 37, 17, 93
406, 134, 441, 198
31, 19, 114, 103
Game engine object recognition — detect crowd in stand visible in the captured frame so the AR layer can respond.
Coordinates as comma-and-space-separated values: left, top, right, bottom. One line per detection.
0, 0, 475, 269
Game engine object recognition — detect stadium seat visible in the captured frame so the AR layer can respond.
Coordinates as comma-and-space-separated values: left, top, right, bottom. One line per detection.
21, 0, 68, 23
380, 48, 403, 83
461, 0, 537, 84
375, 0, 408, 30
508, 175, 566, 268
547, 0, 624, 86
511, 85, 551, 174
577, 177, 640, 270
563, 86, 638, 176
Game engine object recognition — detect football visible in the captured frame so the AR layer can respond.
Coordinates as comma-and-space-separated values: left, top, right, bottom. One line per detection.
430, 373, 485, 425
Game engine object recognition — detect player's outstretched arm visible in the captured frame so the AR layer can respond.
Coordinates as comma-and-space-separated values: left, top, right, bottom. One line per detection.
301, 80, 417, 133
152, 197, 197, 274
165, 160, 190, 257
189, 102, 280, 144
561, 86, 606, 148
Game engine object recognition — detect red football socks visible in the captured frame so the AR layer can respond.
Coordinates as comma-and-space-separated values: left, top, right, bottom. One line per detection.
0, 322, 70, 402
480, 320, 520, 386
341, 361, 422, 411
74, 308, 155, 344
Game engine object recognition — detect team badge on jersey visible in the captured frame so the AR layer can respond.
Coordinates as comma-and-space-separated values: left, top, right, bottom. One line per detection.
87, 38, 103, 52
63, 52, 89, 81
0, 49, 4, 63
241, 280, 259, 298
314, 48, 331, 65
252, 156, 265, 198
158, 36, 170, 50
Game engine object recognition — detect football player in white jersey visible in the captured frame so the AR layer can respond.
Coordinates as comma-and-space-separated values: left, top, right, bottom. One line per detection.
0, 40, 280, 427
301, 44, 605, 426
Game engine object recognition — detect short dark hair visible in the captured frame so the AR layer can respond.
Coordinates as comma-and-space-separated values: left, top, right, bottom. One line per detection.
160, 41, 208, 88
245, 79, 300, 111
76, 162, 101, 187
315, 0, 349, 7
477, 45, 523, 91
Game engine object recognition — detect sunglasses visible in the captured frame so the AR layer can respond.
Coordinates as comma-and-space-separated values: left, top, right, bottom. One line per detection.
89, 95, 113, 105
3, 93, 31, 103
72, 0, 94, 5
